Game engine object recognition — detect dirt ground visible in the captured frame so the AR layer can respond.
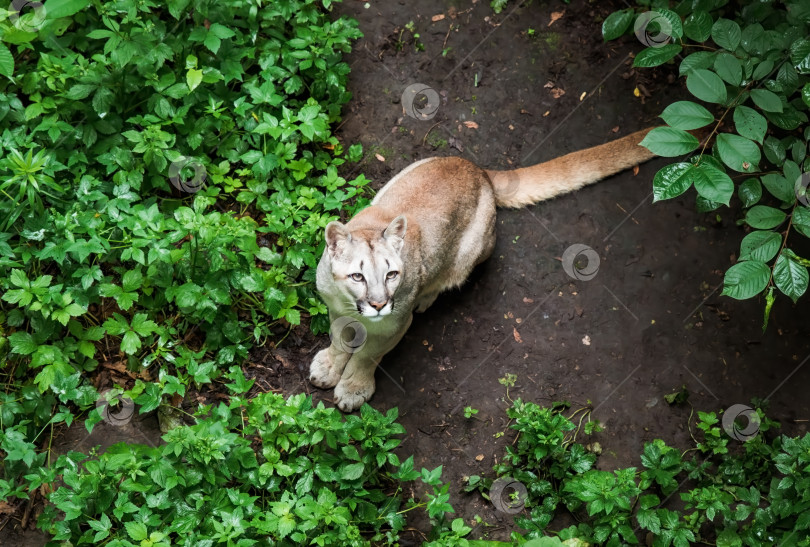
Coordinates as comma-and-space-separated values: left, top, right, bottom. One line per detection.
5, 0, 810, 545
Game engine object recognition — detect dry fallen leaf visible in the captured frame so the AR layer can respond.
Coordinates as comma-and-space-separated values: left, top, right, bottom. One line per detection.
633, 165, 640, 176
523, 297, 534, 303
543, 110, 550, 117
375, 153, 385, 162
579, 91, 587, 101
548, 9, 564, 26
432, 13, 445, 22
582, 335, 591, 346
550, 87, 565, 99
612, 126, 620, 133
475, 454, 485, 461
0, 501, 14, 514
513, 326, 523, 344
544, 81, 555, 88
463, 120, 479, 129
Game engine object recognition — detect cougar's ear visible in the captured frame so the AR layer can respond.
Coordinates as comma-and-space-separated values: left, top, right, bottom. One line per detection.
325, 221, 351, 257
383, 215, 407, 254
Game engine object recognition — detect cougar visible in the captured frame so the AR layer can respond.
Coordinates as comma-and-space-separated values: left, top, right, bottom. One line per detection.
310, 128, 655, 411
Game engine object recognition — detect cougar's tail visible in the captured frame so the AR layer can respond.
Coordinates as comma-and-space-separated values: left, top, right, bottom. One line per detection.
487, 128, 656, 208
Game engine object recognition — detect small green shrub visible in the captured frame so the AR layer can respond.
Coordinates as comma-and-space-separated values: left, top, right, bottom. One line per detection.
603, 0, 810, 328
34, 393, 456, 545
0, 0, 370, 517
469, 396, 810, 546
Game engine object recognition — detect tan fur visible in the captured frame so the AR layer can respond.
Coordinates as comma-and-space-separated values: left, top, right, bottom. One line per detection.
310, 128, 655, 411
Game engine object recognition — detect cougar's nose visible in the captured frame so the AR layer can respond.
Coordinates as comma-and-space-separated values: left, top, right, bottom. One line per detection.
368, 300, 387, 311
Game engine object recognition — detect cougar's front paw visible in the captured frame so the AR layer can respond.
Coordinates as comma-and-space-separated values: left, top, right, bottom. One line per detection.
334, 377, 375, 412
309, 349, 341, 389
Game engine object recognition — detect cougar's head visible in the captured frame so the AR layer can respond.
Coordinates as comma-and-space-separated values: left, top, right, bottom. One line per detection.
324, 215, 407, 320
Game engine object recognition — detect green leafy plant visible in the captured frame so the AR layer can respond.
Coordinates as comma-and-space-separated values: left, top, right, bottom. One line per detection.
0, 0, 371, 518
468, 392, 810, 546
603, 0, 810, 328
34, 393, 458, 545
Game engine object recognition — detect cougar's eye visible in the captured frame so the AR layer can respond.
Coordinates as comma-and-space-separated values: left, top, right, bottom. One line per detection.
386, 271, 399, 280
350, 273, 365, 282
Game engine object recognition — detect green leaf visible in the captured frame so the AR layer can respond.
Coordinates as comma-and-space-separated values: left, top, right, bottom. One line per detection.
640, 127, 700, 157
9, 332, 37, 355
722, 261, 770, 300
602, 9, 635, 40
659, 101, 714, 130
186, 69, 203, 92
679, 52, 715, 76
122, 270, 143, 292
651, 9, 684, 40
803, 83, 810, 108
686, 69, 727, 104
711, 19, 741, 51
739, 231, 781, 262
745, 206, 787, 229
652, 163, 695, 202
715, 133, 760, 172
43, 0, 90, 19
763, 136, 786, 166
716, 529, 743, 547
120, 331, 141, 355
773, 252, 808, 302
209, 23, 235, 39
793, 207, 810, 238
633, 44, 682, 68
733, 106, 767, 144
750, 89, 783, 113
738, 178, 762, 207
683, 10, 712, 42
341, 462, 365, 480
790, 38, 810, 74
66, 84, 96, 100
167, 0, 191, 19
693, 163, 733, 205
125, 521, 148, 541
203, 33, 221, 54
92, 88, 114, 116
765, 105, 807, 131
0, 43, 14, 78
752, 59, 775, 81
761, 174, 793, 203
714, 53, 742, 86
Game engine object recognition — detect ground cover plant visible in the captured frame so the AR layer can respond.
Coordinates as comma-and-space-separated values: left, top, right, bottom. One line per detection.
602, 0, 810, 327
464, 390, 810, 546
0, 0, 373, 532
36, 391, 460, 546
